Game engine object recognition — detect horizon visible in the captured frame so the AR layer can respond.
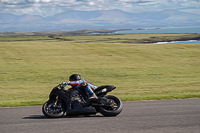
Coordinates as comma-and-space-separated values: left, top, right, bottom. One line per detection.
1, 8, 200, 32
1, 26, 200, 34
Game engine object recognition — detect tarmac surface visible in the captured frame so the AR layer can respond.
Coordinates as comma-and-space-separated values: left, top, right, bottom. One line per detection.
0, 98, 200, 133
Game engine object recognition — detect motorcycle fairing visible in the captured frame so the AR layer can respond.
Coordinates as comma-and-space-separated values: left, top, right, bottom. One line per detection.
49, 87, 96, 116
67, 102, 96, 115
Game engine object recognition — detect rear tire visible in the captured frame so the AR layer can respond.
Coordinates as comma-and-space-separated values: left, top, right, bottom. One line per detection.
98, 95, 123, 116
42, 100, 65, 118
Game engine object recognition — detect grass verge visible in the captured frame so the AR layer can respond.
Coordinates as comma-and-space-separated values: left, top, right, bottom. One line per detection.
0, 34, 200, 107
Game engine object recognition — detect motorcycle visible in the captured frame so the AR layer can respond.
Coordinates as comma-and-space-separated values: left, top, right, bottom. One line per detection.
42, 83, 123, 118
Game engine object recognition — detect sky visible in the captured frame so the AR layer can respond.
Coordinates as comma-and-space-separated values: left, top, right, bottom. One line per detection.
0, 0, 200, 16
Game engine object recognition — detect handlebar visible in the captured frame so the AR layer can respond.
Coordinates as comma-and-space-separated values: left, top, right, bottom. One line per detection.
54, 83, 67, 90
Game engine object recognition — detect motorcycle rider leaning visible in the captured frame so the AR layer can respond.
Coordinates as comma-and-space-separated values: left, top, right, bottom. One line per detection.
61, 74, 98, 101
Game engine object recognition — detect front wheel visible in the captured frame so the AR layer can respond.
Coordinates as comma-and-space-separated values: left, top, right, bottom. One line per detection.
42, 100, 66, 118
98, 95, 123, 116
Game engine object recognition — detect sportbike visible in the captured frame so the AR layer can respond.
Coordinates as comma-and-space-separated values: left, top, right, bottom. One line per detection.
42, 83, 123, 118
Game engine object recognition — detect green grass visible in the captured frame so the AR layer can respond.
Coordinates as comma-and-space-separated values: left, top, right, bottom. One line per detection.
0, 34, 200, 107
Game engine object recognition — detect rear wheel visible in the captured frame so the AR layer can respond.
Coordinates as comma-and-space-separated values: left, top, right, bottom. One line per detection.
98, 95, 123, 116
42, 100, 65, 118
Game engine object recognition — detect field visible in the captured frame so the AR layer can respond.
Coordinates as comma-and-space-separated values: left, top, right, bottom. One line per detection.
0, 33, 200, 107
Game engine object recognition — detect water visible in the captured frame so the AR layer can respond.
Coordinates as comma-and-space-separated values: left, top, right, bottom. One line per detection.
154, 40, 200, 44
116, 27, 200, 34
115, 27, 200, 44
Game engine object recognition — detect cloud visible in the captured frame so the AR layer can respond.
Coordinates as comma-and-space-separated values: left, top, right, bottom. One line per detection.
0, 0, 199, 16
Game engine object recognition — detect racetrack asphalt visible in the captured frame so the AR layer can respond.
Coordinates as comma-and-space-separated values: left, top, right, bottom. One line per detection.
0, 98, 200, 133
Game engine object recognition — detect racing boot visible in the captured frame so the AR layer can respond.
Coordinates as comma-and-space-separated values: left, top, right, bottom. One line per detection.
89, 93, 98, 102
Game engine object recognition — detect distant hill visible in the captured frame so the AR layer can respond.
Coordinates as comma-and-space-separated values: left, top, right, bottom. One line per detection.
0, 9, 200, 32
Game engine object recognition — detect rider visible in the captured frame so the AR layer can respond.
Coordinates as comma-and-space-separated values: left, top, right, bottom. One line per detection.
62, 74, 98, 101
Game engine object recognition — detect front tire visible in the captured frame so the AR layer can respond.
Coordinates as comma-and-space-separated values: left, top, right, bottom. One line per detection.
42, 100, 66, 118
98, 95, 123, 116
